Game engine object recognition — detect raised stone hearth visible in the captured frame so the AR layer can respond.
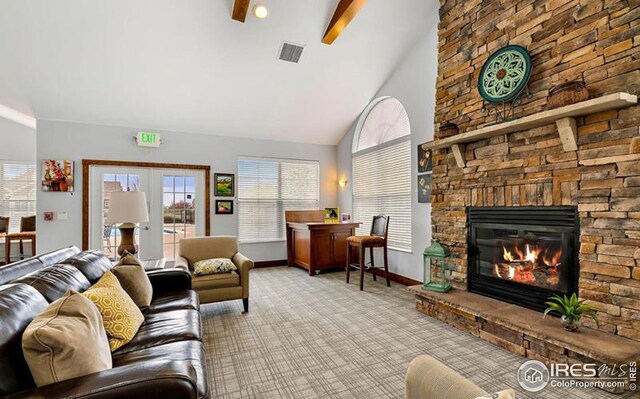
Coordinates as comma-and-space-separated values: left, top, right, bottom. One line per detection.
409, 286, 640, 393
431, 0, 640, 342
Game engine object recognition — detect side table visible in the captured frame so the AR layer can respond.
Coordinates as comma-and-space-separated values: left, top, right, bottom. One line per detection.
141, 259, 166, 271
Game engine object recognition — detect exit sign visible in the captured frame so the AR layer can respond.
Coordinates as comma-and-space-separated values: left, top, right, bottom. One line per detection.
136, 132, 162, 148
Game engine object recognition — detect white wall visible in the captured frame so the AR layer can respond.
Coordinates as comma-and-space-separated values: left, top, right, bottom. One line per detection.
0, 117, 36, 161
336, 11, 439, 282
36, 120, 337, 261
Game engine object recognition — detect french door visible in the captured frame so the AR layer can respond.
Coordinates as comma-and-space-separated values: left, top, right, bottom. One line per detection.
89, 166, 205, 262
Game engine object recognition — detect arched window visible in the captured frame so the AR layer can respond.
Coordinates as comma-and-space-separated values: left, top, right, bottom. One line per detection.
352, 97, 412, 251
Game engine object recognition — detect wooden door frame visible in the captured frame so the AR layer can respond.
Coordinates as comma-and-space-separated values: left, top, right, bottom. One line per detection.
82, 159, 211, 250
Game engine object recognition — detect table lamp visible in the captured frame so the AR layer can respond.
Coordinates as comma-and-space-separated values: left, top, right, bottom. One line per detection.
106, 191, 149, 257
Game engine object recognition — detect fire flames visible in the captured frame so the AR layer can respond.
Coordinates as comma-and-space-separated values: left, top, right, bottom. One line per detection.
494, 243, 562, 288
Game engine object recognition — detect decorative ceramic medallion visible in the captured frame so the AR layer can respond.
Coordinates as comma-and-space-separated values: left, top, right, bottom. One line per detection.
478, 45, 532, 104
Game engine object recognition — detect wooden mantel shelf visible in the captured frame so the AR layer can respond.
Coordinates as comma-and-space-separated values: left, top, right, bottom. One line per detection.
430, 92, 638, 168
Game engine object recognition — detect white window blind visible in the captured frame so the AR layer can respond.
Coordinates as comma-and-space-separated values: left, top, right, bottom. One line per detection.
238, 157, 319, 243
353, 138, 412, 251
0, 162, 36, 233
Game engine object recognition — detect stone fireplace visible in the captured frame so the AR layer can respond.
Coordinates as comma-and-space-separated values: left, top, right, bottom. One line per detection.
467, 206, 579, 312
427, 0, 640, 343
408, 1, 640, 390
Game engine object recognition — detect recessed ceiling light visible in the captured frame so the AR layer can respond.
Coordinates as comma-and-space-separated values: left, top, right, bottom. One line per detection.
254, 4, 268, 19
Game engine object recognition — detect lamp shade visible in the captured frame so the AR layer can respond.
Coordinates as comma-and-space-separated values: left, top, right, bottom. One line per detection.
106, 191, 149, 224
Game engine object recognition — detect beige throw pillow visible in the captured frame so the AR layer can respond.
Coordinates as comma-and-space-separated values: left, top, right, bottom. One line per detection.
22, 290, 112, 387
193, 258, 237, 276
117, 251, 142, 266
83, 271, 144, 351
112, 263, 153, 308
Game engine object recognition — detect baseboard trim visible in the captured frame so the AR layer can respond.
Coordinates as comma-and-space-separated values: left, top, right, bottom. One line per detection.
367, 268, 422, 286
254, 259, 288, 268
254, 260, 422, 286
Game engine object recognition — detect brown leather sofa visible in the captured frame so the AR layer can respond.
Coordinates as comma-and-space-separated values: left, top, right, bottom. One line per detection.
0, 246, 209, 399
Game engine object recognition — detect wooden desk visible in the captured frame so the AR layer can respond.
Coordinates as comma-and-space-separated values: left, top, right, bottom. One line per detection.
5, 231, 36, 264
287, 222, 361, 276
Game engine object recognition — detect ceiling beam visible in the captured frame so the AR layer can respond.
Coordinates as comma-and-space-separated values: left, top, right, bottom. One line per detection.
232, 0, 251, 23
322, 0, 368, 45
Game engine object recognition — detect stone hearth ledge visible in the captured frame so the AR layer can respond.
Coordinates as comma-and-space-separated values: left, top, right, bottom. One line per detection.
408, 286, 640, 367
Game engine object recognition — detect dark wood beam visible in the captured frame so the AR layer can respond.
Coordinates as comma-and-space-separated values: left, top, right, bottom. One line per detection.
322, 0, 368, 45
232, 0, 251, 23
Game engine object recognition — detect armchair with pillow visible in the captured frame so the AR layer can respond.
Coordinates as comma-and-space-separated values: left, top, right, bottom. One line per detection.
175, 236, 253, 313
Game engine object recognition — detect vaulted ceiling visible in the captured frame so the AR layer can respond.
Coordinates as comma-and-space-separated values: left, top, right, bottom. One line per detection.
0, 0, 437, 145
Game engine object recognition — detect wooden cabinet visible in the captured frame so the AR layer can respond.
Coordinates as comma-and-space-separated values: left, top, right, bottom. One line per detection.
287, 222, 361, 276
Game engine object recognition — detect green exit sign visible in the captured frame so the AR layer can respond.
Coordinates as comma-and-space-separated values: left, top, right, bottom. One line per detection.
136, 132, 162, 148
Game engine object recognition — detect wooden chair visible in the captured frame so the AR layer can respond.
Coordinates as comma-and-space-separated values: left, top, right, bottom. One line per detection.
19, 215, 36, 259
0, 217, 7, 265
346, 215, 390, 291
0, 217, 8, 235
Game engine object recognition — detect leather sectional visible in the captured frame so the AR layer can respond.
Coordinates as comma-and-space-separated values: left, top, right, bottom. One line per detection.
0, 247, 209, 399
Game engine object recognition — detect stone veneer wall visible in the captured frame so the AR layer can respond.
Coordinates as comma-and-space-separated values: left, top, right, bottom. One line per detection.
432, 0, 640, 340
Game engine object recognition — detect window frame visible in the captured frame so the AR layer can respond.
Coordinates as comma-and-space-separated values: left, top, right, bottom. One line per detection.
0, 160, 37, 234
351, 97, 412, 252
351, 96, 392, 154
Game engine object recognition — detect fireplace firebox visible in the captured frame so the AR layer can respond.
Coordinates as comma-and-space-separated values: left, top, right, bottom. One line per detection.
467, 207, 579, 312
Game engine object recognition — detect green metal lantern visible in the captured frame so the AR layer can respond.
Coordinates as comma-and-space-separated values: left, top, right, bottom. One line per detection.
422, 238, 452, 293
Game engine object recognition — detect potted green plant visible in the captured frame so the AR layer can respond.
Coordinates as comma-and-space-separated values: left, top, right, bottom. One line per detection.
543, 293, 599, 332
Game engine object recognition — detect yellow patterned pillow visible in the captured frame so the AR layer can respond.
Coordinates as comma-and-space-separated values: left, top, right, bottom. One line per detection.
82, 271, 144, 351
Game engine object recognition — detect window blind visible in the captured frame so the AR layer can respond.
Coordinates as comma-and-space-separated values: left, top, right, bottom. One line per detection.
238, 157, 319, 243
0, 162, 37, 233
353, 139, 412, 251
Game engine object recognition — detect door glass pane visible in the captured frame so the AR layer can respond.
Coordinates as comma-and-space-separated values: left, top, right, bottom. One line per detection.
102, 173, 140, 260
163, 176, 197, 260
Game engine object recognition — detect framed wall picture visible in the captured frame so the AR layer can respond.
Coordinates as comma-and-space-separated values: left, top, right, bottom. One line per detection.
214, 173, 234, 197
215, 200, 233, 215
417, 143, 433, 173
418, 174, 432, 203
341, 213, 351, 223
42, 160, 74, 192
324, 207, 339, 223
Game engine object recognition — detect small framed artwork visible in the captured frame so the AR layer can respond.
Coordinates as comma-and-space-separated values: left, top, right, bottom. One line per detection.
43, 211, 54, 221
215, 200, 233, 215
42, 160, 74, 192
418, 174, 432, 203
324, 207, 339, 223
417, 143, 433, 173
214, 173, 234, 197
341, 213, 351, 223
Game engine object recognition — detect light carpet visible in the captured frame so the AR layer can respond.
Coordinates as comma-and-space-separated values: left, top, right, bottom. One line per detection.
201, 266, 633, 399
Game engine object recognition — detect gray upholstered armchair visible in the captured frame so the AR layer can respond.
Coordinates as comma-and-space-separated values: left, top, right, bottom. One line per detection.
175, 236, 253, 313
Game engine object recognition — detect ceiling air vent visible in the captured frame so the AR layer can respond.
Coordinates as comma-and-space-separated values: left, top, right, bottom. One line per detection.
278, 42, 304, 63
